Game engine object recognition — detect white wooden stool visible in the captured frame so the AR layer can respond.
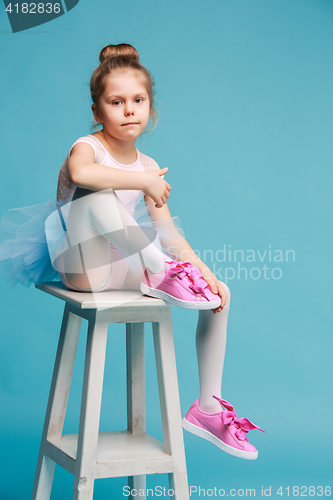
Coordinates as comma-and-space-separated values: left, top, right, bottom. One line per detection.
31, 282, 189, 500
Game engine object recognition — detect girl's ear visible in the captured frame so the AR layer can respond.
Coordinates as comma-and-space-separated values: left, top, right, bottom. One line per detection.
92, 104, 103, 124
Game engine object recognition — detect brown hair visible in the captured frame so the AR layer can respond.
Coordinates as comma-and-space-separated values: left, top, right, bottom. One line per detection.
90, 43, 157, 134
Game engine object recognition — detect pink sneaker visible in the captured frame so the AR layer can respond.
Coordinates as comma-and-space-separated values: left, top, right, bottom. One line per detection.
182, 397, 265, 460
140, 260, 221, 310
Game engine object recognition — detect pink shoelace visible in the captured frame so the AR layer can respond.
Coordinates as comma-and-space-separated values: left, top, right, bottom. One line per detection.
166, 261, 211, 299
213, 396, 265, 441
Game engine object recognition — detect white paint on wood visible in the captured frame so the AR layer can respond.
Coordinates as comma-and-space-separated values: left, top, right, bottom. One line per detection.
31, 286, 189, 500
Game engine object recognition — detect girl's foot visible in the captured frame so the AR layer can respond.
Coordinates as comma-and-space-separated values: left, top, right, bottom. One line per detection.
140, 260, 221, 310
182, 397, 265, 460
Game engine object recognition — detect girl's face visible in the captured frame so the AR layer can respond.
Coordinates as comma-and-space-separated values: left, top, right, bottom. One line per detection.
93, 69, 151, 143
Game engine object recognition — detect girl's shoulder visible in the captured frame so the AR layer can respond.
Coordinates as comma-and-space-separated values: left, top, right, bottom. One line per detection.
138, 151, 160, 172
69, 135, 105, 164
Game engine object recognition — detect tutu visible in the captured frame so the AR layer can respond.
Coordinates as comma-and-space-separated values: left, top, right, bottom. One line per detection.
0, 193, 185, 289
0, 201, 61, 289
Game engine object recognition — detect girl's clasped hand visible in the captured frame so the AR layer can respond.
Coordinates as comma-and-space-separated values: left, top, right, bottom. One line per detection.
143, 167, 171, 208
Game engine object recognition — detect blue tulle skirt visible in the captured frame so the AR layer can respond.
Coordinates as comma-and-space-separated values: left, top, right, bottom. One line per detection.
0, 195, 184, 289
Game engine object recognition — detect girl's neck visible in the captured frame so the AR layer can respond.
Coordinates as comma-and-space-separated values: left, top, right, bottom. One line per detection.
94, 130, 137, 165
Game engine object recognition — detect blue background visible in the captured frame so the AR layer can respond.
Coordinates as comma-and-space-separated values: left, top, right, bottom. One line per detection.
0, 0, 332, 498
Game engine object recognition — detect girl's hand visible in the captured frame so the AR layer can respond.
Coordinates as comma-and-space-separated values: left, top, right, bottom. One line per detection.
143, 167, 171, 208
201, 267, 227, 313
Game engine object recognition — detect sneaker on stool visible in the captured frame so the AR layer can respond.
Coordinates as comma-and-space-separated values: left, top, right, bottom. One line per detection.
182, 396, 265, 460
140, 260, 221, 310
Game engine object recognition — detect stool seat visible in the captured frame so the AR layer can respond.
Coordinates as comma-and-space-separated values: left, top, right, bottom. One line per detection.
31, 282, 189, 500
36, 281, 167, 309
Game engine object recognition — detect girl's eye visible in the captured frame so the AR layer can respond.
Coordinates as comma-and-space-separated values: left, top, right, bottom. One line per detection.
112, 100, 122, 106
135, 98, 143, 103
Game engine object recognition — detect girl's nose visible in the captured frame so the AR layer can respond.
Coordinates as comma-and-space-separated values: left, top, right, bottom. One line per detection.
124, 104, 134, 116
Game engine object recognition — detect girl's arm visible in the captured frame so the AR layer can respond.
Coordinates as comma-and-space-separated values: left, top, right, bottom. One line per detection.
68, 142, 171, 208
145, 194, 227, 312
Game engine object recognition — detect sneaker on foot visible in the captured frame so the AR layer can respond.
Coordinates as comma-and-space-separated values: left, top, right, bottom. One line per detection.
140, 260, 221, 310
182, 397, 265, 460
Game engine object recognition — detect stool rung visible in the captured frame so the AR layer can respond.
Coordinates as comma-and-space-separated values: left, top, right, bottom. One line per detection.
46, 431, 174, 478
44, 439, 76, 474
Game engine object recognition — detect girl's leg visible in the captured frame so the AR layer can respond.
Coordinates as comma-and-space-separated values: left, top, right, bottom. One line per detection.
98, 252, 146, 292
85, 189, 167, 273
59, 188, 168, 291
183, 283, 263, 459
196, 282, 230, 413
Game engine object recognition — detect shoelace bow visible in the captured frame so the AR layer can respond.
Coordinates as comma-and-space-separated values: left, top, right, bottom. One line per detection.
166, 261, 210, 299
213, 396, 265, 441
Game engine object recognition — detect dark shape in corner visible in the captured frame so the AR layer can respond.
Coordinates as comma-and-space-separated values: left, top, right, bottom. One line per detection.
4, 0, 80, 33
64, 0, 80, 12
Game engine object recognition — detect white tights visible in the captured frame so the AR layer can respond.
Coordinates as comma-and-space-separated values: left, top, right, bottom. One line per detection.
57, 188, 230, 414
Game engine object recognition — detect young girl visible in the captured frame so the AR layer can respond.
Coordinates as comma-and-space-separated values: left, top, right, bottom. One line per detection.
0, 43, 264, 460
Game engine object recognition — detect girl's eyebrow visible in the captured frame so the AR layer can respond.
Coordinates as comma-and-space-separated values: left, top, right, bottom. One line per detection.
106, 91, 148, 100
106, 95, 123, 100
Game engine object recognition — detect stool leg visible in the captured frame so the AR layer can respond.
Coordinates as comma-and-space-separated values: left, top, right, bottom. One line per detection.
128, 476, 146, 499
73, 310, 109, 500
153, 309, 189, 500
31, 456, 55, 500
126, 323, 146, 499
31, 304, 82, 500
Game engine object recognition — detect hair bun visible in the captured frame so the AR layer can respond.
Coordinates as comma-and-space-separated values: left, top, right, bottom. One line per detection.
99, 43, 140, 64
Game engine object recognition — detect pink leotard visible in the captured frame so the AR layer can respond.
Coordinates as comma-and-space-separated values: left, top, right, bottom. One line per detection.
57, 134, 160, 211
